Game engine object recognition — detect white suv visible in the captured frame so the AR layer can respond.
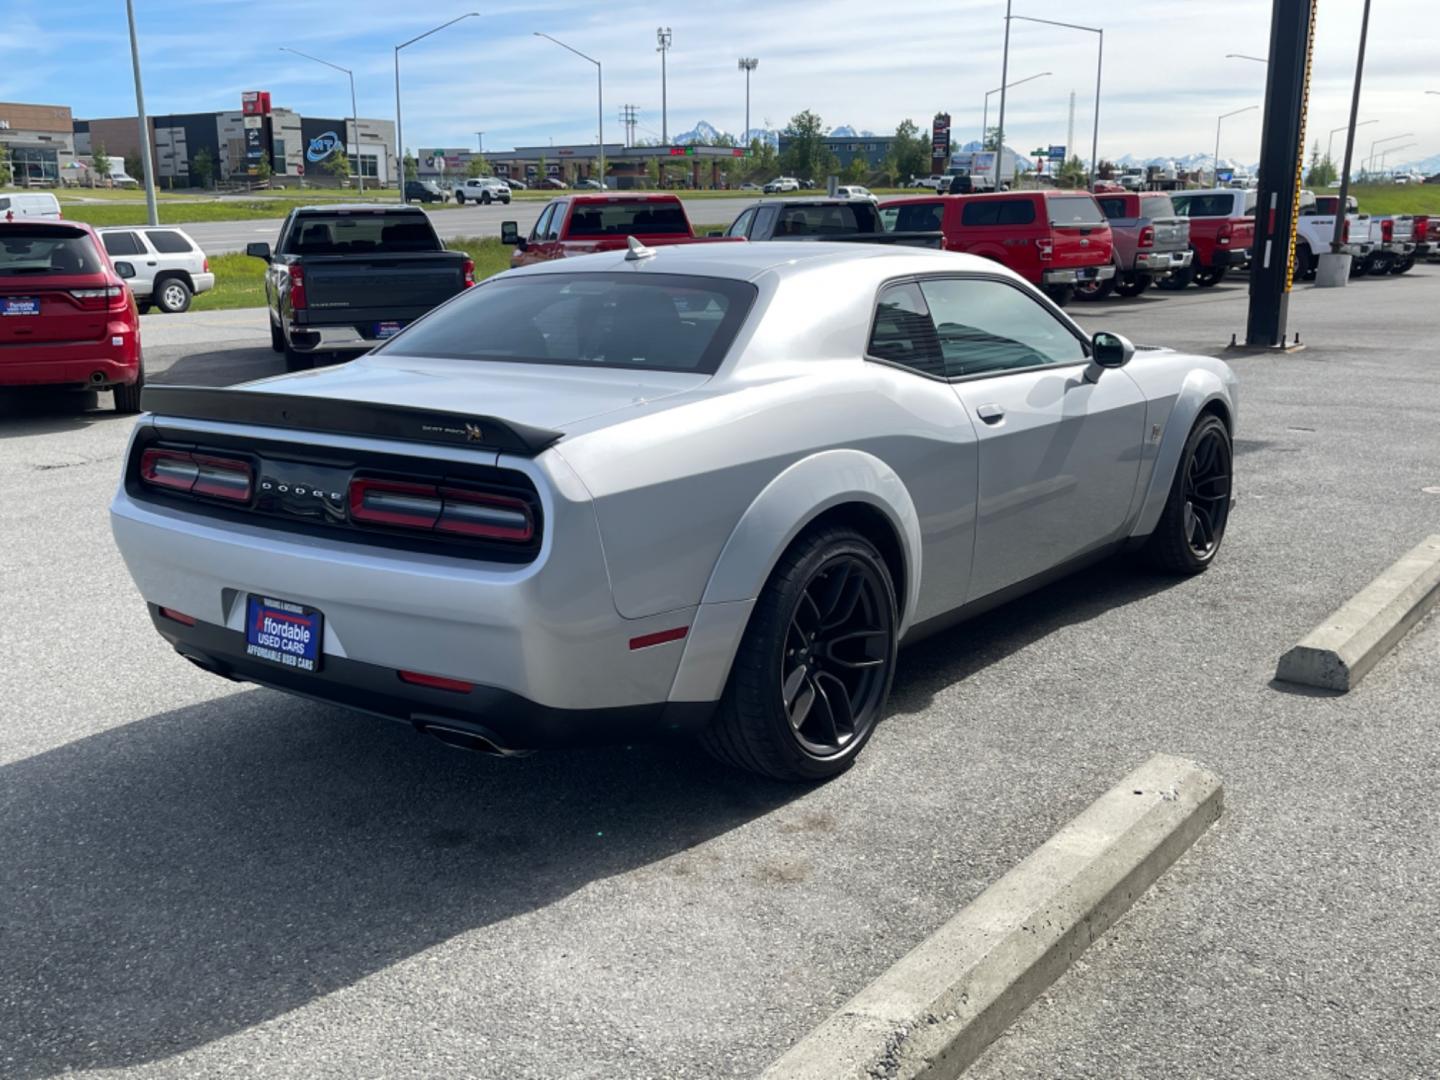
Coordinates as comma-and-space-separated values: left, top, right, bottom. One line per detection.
452, 177, 512, 205
763, 176, 801, 194
98, 227, 213, 313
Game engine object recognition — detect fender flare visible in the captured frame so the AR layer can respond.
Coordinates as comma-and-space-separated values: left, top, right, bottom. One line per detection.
699, 448, 922, 626
1130, 370, 1236, 539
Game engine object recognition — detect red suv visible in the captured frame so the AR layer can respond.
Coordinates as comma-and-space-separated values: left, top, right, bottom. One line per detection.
0, 220, 143, 412
879, 190, 1115, 306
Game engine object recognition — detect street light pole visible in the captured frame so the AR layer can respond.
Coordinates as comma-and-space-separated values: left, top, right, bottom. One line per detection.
279, 47, 364, 193
1331, 0, 1372, 256
1367, 133, 1413, 177
1008, 15, 1104, 187
536, 33, 604, 187
475, 132, 484, 153
1328, 119, 1374, 166
1214, 105, 1259, 186
983, 71, 1051, 147
739, 58, 758, 147
124, 0, 158, 226
657, 28, 672, 145
395, 13, 480, 203
995, 0, 1013, 168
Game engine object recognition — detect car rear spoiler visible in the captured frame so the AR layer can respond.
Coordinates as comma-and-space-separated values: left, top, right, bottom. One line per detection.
139, 385, 563, 457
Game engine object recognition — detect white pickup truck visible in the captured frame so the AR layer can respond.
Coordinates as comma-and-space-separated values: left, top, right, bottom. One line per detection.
1360, 213, 1416, 275
451, 177, 512, 205
1294, 195, 1373, 279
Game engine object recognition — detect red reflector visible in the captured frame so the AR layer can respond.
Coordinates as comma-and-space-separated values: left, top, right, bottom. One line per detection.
159, 607, 197, 626
399, 670, 474, 693
629, 626, 689, 650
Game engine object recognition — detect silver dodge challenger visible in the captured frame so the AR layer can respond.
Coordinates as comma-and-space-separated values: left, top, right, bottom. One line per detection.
111, 241, 1236, 780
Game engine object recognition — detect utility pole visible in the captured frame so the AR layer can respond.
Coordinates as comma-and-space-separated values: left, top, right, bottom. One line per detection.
125, 0, 158, 226
619, 105, 638, 148
474, 131, 484, 153
657, 27, 672, 144
1066, 91, 1076, 172
996, 0, 1013, 167
739, 57, 759, 147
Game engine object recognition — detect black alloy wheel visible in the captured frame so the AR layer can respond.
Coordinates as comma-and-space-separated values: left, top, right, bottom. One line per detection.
780, 555, 892, 759
1146, 414, 1232, 574
702, 527, 898, 781
1193, 267, 1227, 287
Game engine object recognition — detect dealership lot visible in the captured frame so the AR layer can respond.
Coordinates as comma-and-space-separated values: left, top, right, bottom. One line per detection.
2, 273, 1438, 1078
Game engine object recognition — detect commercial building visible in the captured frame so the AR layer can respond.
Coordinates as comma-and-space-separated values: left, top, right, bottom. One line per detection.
419, 143, 752, 190
0, 102, 78, 184
775, 134, 897, 170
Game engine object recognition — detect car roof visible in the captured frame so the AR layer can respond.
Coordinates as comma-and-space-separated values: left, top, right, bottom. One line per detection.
95, 223, 196, 234
505, 240, 1017, 286
2, 218, 98, 236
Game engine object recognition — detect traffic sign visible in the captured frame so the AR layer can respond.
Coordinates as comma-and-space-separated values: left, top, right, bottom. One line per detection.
1048, 145, 1066, 161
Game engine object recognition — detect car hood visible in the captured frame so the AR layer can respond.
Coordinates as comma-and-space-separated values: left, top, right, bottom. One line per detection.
242, 354, 711, 431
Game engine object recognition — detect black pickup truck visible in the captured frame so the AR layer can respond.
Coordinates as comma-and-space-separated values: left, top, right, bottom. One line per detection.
247, 205, 473, 371
719, 198, 942, 247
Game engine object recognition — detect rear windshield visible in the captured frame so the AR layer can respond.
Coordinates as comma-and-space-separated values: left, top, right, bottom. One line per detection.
1096, 196, 1129, 219
565, 202, 690, 237
283, 212, 441, 255
773, 202, 879, 236
1140, 195, 1177, 219
1046, 195, 1106, 226
0, 227, 105, 275
380, 272, 756, 375
881, 202, 945, 232
1171, 194, 1236, 218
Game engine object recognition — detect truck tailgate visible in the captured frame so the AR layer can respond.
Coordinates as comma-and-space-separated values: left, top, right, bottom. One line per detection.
301, 254, 467, 322
1149, 216, 1189, 250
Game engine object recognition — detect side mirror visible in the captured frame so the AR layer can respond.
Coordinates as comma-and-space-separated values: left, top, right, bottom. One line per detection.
113, 261, 136, 280
246, 242, 271, 261
1088, 331, 1135, 380
500, 221, 520, 246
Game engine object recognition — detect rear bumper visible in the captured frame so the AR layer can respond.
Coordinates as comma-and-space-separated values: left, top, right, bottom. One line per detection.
0, 331, 140, 388
1133, 249, 1192, 273
1379, 242, 1416, 256
148, 605, 713, 751
1207, 247, 1250, 269
192, 272, 216, 295
1042, 264, 1116, 284
287, 323, 402, 354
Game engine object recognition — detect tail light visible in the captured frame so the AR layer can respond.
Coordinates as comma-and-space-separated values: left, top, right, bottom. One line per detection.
1381, 219, 1394, 242
462, 258, 476, 287
1217, 222, 1233, 246
1414, 216, 1429, 242
1138, 225, 1155, 248
203, 257, 211, 274
69, 285, 128, 313
1035, 237, 1054, 261
139, 449, 253, 502
288, 264, 307, 310
349, 477, 534, 543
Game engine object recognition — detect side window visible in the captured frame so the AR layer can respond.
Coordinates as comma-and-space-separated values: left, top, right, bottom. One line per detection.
544, 204, 565, 241
727, 208, 756, 237
102, 231, 145, 257
866, 282, 944, 378
918, 277, 1087, 378
959, 199, 1035, 227
753, 204, 778, 237
1097, 197, 1126, 220
145, 230, 194, 254
530, 205, 554, 242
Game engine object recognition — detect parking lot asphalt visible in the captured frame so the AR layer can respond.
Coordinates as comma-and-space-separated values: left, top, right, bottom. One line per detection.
181, 196, 759, 255
2, 271, 1438, 1078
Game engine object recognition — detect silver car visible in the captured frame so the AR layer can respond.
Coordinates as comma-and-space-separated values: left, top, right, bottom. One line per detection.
110, 243, 1237, 780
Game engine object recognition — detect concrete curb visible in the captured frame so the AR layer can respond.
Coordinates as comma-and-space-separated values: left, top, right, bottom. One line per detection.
1275, 534, 1440, 692
762, 754, 1223, 1080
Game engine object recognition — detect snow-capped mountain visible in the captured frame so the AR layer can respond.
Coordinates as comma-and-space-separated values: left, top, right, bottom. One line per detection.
1391, 153, 1440, 175
670, 120, 779, 148
827, 125, 877, 138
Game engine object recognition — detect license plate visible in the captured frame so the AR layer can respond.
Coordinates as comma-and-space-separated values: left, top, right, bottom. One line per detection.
374, 321, 403, 339
2, 297, 39, 316
245, 595, 323, 673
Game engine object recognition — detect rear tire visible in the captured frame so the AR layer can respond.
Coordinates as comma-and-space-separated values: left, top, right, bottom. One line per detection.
1074, 276, 1115, 301
113, 356, 144, 414
156, 277, 192, 314
455, 193, 465, 205
1391, 255, 1415, 275
1042, 284, 1074, 307
1295, 242, 1317, 280
1114, 273, 1151, 298
1144, 414, 1232, 575
1157, 265, 1193, 290
269, 318, 285, 353
136, 301, 152, 315
283, 344, 314, 372
700, 527, 898, 782
1351, 257, 1370, 277
1193, 267, 1227, 287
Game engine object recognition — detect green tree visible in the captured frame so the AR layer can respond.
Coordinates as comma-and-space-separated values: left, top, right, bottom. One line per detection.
91, 143, 111, 187
842, 154, 869, 184
254, 153, 273, 183
779, 110, 836, 183
888, 119, 931, 184
1057, 155, 1087, 188
983, 126, 1001, 152
466, 153, 490, 178
1097, 159, 1116, 181
190, 146, 214, 188
323, 150, 351, 184
746, 136, 777, 182
1305, 140, 1337, 187
0, 144, 11, 186
124, 150, 143, 183
403, 151, 418, 181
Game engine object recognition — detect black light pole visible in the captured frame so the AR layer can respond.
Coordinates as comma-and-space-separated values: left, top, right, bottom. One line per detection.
280, 47, 364, 193
657, 27, 672, 144
396, 14, 480, 202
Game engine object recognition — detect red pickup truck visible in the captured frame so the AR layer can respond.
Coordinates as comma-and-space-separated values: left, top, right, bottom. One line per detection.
502, 194, 738, 267
1166, 189, 1256, 288
879, 190, 1114, 306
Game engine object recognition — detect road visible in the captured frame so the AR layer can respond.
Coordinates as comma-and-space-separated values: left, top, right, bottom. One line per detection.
183, 196, 761, 255
3, 273, 1438, 1078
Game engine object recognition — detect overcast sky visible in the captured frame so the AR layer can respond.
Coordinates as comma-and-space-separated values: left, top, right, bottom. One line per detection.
5, 0, 1438, 167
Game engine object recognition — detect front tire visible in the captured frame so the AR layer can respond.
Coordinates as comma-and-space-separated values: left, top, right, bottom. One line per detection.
269, 318, 285, 353
1295, 242, 1317, 280
701, 527, 898, 781
480, 192, 492, 205
1391, 255, 1415, 275
1042, 284, 1074, 307
455, 193, 466, 205
1193, 267, 1227, 287
156, 277, 192, 314
1144, 415, 1233, 575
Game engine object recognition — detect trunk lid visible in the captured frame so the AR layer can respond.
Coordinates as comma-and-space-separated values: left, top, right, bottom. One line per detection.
1046, 194, 1113, 268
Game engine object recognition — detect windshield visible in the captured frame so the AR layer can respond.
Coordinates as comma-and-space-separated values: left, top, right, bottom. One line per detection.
0, 227, 105, 275
283, 212, 441, 255
381, 272, 756, 375
1046, 195, 1106, 226
566, 202, 690, 237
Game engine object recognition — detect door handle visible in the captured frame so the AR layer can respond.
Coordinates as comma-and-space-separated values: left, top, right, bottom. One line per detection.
976, 403, 1006, 424
146, 261, 157, 266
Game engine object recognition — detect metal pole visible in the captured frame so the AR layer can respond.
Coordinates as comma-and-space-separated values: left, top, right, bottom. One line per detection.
995, 0, 1012, 163
1333, 0, 1370, 258
745, 68, 750, 142
598, 62, 605, 186
657, 28, 671, 144
125, 0, 158, 226
1214, 116, 1223, 187
394, 48, 405, 201
349, 70, 363, 194
1090, 30, 1103, 187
